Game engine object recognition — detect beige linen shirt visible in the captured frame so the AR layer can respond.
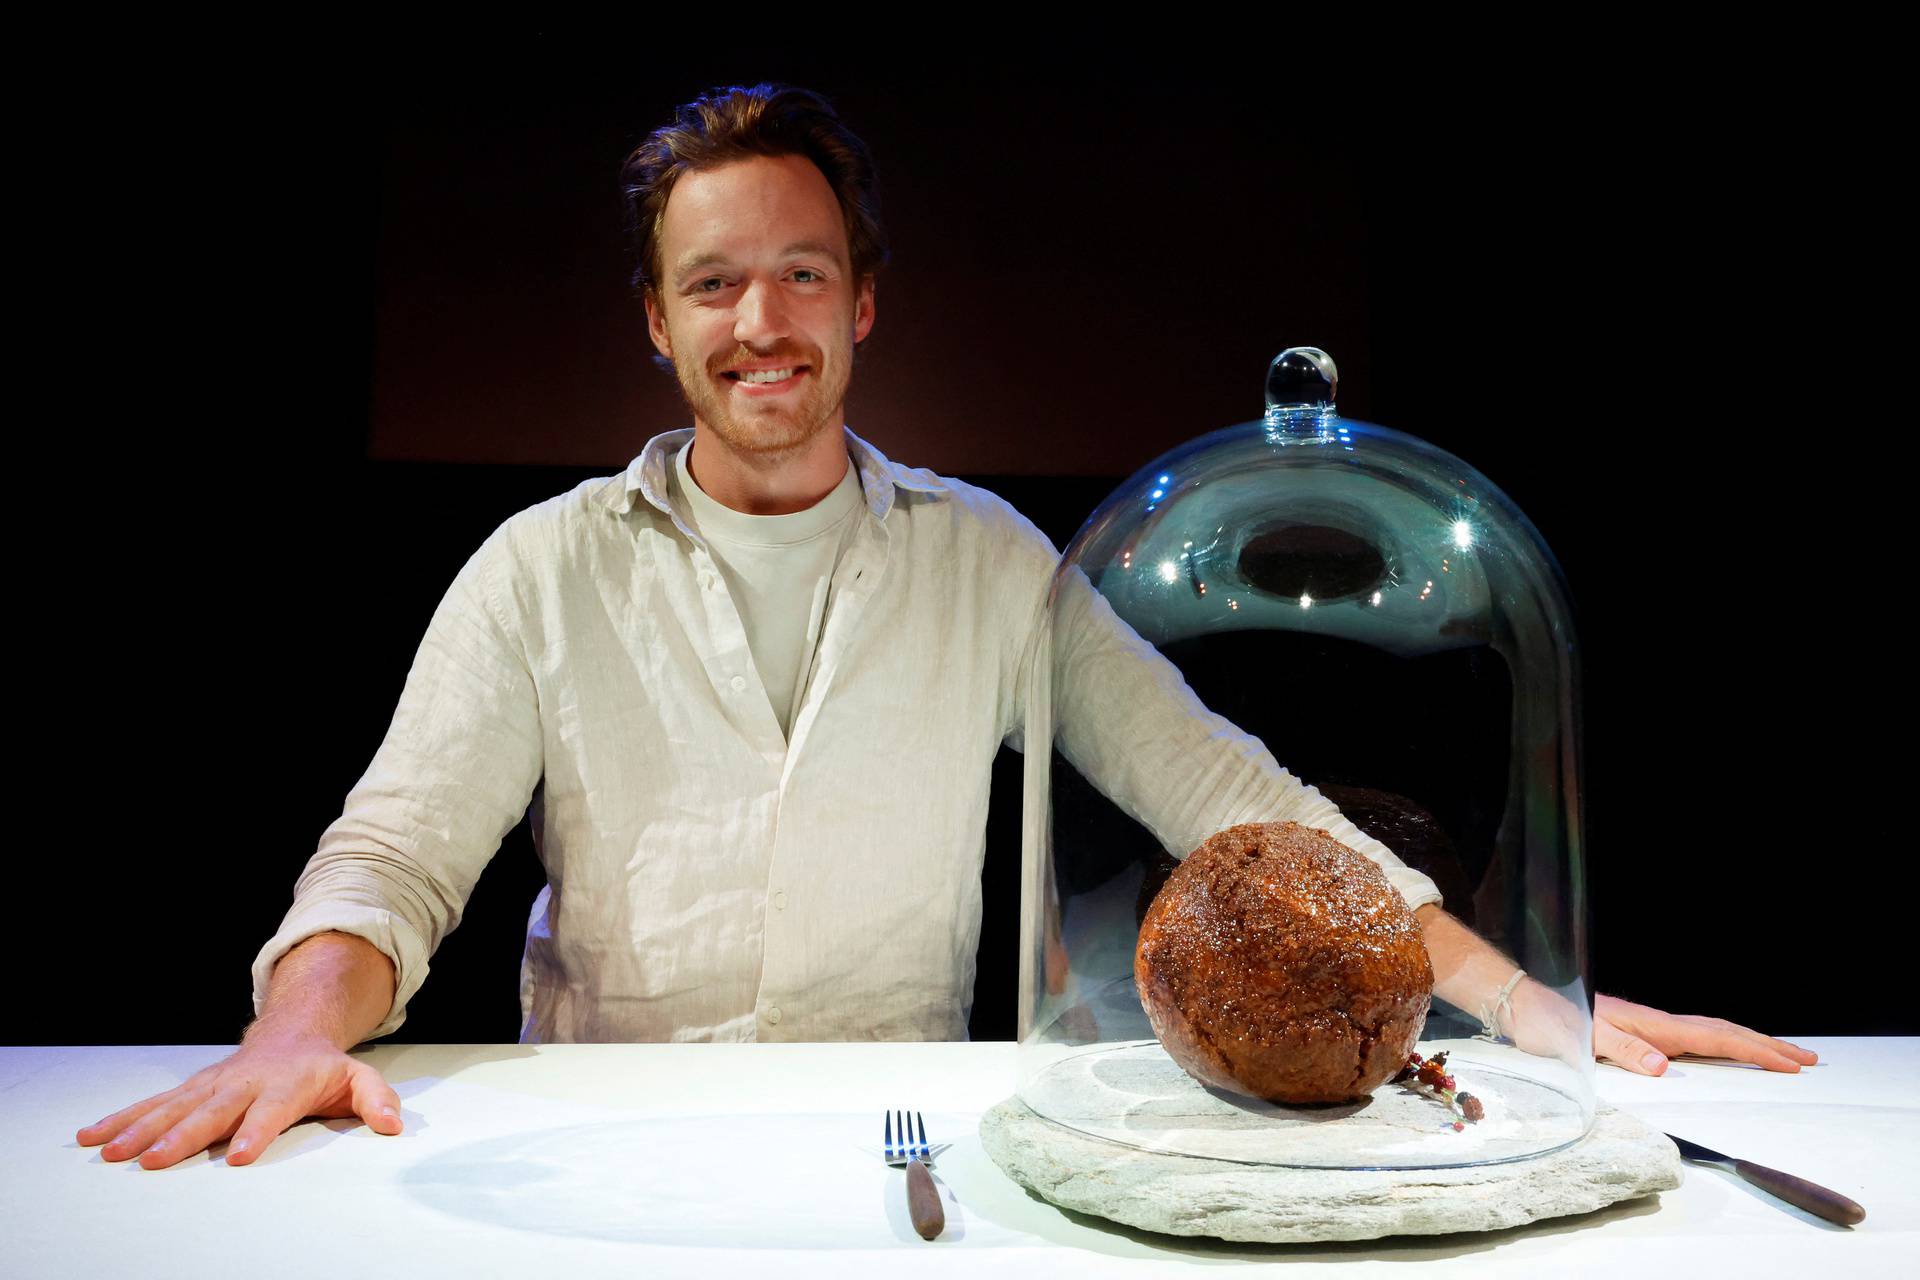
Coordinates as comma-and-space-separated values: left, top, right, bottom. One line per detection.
252, 427, 1440, 1043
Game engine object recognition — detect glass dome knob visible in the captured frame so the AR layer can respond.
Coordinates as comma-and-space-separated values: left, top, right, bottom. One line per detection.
1265, 346, 1339, 410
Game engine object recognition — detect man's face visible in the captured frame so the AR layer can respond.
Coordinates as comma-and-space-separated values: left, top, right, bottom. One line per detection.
645, 153, 875, 459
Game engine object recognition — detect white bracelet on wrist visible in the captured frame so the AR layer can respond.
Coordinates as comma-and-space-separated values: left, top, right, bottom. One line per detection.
1479, 968, 1526, 1040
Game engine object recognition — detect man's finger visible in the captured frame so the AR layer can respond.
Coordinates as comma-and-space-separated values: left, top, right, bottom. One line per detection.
77, 1058, 233, 1147
1673, 1023, 1805, 1072
225, 1091, 317, 1167
77, 1090, 177, 1147
136, 1091, 254, 1171
347, 1062, 404, 1136
1594, 1018, 1669, 1075
99, 1091, 206, 1164
1723, 1025, 1818, 1067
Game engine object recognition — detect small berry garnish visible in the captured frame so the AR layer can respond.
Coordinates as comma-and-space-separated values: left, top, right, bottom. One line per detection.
1396, 1050, 1482, 1127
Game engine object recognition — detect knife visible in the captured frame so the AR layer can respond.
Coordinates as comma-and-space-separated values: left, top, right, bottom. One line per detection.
1666, 1133, 1865, 1225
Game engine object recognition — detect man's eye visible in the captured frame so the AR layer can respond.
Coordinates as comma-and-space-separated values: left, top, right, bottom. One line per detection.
696, 277, 727, 293
791, 269, 820, 283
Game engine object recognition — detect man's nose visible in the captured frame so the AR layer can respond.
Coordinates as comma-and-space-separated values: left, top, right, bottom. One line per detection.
732, 279, 790, 346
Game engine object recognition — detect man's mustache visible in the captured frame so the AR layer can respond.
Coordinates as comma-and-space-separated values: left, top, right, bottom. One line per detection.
710, 346, 819, 374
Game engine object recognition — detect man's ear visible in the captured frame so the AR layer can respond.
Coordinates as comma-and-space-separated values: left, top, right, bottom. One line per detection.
853, 274, 876, 345
644, 288, 673, 359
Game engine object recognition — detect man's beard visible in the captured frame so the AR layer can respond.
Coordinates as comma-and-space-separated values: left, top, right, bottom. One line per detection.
673, 342, 846, 460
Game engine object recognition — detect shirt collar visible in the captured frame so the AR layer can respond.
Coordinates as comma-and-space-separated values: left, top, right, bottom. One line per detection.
605, 426, 949, 523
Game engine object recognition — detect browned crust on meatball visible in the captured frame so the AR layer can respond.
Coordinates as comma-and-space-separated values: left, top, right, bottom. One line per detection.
1135, 821, 1433, 1104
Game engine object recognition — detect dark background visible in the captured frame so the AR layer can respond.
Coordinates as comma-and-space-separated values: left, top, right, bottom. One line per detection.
26, 43, 1903, 1047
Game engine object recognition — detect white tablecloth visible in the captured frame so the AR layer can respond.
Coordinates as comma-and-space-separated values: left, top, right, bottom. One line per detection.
5, 1039, 1910, 1277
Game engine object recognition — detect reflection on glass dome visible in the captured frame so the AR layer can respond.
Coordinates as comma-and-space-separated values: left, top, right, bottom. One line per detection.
1016, 348, 1591, 1170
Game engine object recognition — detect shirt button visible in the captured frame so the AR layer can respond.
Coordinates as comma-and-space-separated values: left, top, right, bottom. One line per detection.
765, 1006, 782, 1025
730, 675, 747, 692
772, 890, 787, 911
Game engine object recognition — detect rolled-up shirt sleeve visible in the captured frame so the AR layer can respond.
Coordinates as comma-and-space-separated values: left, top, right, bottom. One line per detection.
1038, 550, 1443, 914
251, 528, 544, 1038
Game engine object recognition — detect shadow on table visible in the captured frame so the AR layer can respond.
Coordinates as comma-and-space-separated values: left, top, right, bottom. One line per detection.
394, 1113, 1671, 1255
373, 1043, 541, 1079
400, 1114, 1000, 1250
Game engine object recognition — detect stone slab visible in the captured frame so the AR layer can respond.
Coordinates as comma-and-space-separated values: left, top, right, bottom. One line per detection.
980, 1095, 1682, 1243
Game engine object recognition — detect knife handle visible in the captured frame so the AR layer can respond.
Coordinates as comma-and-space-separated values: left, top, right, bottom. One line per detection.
906, 1158, 945, 1240
1730, 1158, 1866, 1226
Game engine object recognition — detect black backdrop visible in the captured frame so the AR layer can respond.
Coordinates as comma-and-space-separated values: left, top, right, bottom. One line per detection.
25, 44, 1904, 1047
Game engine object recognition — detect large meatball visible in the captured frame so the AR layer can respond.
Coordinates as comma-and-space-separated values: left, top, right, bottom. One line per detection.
1134, 821, 1433, 1104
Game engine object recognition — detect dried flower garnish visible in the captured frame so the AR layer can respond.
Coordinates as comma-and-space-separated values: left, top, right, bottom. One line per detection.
1396, 1051, 1482, 1127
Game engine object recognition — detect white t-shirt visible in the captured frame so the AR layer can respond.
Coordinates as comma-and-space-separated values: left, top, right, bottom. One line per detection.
667, 439, 864, 741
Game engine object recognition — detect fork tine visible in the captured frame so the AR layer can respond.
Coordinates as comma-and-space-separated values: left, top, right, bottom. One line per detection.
881, 1109, 934, 1167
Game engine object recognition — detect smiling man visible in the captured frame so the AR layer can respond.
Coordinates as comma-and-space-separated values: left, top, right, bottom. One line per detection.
79, 83, 1815, 1172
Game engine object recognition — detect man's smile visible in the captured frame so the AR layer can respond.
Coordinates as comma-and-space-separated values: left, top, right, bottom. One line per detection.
724, 363, 812, 396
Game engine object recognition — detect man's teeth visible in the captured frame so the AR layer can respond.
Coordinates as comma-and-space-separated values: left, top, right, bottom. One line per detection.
738, 367, 797, 384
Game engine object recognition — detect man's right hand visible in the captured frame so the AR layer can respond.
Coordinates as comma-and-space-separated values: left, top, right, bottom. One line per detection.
78, 930, 403, 1169
76, 1032, 403, 1169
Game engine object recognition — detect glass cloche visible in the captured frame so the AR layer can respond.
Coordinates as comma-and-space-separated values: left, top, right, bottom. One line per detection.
1016, 347, 1593, 1170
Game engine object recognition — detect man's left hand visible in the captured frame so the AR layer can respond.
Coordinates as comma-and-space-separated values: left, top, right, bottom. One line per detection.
1594, 994, 1820, 1075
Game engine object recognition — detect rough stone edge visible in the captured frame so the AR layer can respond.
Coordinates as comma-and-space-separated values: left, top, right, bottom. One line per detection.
979, 1095, 1682, 1243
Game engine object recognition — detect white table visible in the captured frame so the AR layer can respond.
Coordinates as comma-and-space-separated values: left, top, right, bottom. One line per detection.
5, 1039, 1911, 1277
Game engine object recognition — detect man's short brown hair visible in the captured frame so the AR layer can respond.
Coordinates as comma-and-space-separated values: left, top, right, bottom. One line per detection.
621, 83, 889, 298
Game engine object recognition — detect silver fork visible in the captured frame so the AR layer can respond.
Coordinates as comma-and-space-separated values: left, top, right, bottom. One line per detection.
883, 1109, 945, 1240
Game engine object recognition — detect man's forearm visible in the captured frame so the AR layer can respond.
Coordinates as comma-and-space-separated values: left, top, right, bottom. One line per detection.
1415, 903, 1524, 1025
245, 931, 397, 1051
